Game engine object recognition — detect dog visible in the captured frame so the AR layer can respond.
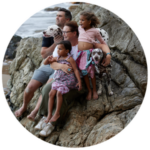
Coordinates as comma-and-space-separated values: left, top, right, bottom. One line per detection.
96, 28, 109, 44
43, 25, 62, 38
91, 48, 113, 96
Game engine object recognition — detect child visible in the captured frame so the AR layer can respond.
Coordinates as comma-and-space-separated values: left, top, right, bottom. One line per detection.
77, 11, 111, 100
44, 40, 82, 123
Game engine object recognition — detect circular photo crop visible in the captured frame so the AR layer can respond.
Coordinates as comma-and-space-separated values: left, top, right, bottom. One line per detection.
2, 1, 147, 148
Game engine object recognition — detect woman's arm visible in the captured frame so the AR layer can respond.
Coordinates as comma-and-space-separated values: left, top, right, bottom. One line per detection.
50, 62, 73, 74
68, 57, 82, 91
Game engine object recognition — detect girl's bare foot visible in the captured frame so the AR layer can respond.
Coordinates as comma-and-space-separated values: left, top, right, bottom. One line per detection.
50, 114, 60, 122
45, 114, 52, 123
14, 106, 26, 117
27, 111, 37, 121
86, 91, 92, 100
93, 91, 98, 100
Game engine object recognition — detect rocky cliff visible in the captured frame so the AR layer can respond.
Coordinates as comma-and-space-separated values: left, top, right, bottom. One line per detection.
8, 3, 147, 147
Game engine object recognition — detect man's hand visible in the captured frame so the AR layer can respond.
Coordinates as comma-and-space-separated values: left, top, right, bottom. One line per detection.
76, 82, 82, 91
61, 64, 73, 74
54, 35, 64, 45
101, 55, 111, 67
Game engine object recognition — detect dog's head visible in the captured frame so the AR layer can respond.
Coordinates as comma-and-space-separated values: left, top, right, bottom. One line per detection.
43, 25, 62, 38
91, 48, 103, 65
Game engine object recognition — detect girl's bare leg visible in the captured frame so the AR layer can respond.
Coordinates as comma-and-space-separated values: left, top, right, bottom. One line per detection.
50, 91, 63, 122
45, 89, 57, 123
91, 75, 98, 100
83, 75, 92, 100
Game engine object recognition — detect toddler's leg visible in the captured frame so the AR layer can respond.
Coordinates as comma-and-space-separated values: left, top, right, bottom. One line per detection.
45, 89, 57, 123
84, 75, 92, 100
91, 75, 98, 100
50, 91, 63, 122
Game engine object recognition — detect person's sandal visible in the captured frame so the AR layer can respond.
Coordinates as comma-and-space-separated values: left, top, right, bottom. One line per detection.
34, 116, 47, 130
39, 122, 55, 137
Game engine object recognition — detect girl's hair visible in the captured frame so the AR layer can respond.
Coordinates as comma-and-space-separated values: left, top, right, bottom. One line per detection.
57, 40, 72, 53
65, 21, 79, 37
80, 11, 100, 27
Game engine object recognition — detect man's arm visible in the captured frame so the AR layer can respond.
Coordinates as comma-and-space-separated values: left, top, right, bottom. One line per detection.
41, 44, 56, 59
41, 35, 63, 59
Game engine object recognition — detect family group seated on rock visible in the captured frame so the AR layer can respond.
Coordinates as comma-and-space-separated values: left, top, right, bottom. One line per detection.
14, 8, 112, 137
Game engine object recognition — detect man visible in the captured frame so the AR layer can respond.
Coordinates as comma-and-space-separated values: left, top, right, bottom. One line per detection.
34, 21, 87, 137
15, 8, 72, 118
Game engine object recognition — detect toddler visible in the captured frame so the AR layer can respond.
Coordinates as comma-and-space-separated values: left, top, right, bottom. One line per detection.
44, 40, 82, 123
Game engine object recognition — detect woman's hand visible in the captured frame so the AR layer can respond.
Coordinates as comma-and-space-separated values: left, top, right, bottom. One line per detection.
101, 54, 111, 67
61, 64, 73, 74
76, 82, 82, 91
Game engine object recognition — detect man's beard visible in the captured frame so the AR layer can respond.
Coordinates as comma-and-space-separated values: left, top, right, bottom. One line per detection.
56, 21, 63, 28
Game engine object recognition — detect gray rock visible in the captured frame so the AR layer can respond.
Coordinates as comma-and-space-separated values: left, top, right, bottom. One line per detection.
5, 35, 22, 59
44, 7, 60, 11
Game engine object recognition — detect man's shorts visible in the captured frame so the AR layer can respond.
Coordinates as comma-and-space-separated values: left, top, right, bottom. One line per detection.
32, 64, 54, 84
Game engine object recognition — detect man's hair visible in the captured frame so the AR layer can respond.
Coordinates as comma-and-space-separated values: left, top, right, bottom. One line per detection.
80, 11, 100, 27
58, 8, 72, 21
57, 40, 72, 53
65, 21, 79, 37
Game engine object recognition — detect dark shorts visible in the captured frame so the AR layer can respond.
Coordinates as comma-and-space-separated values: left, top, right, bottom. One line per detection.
32, 65, 54, 84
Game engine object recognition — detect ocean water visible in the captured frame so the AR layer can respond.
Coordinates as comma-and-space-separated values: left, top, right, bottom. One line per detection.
15, 2, 77, 38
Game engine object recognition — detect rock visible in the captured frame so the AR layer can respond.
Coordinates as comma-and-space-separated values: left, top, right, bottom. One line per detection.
44, 7, 60, 11
85, 112, 124, 146
7, 3, 147, 147
5, 35, 22, 59
69, 5, 79, 12
118, 105, 141, 127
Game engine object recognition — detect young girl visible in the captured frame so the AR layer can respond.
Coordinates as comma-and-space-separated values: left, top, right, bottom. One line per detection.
44, 40, 82, 123
77, 11, 111, 100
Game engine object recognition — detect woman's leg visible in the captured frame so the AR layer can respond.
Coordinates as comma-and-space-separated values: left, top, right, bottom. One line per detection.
83, 75, 92, 100
45, 89, 57, 123
91, 75, 98, 100
38, 80, 55, 117
50, 91, 63, 122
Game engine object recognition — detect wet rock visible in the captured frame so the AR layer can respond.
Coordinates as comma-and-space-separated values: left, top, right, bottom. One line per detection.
44, 7, 60, 11
5, 35, 22, 59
